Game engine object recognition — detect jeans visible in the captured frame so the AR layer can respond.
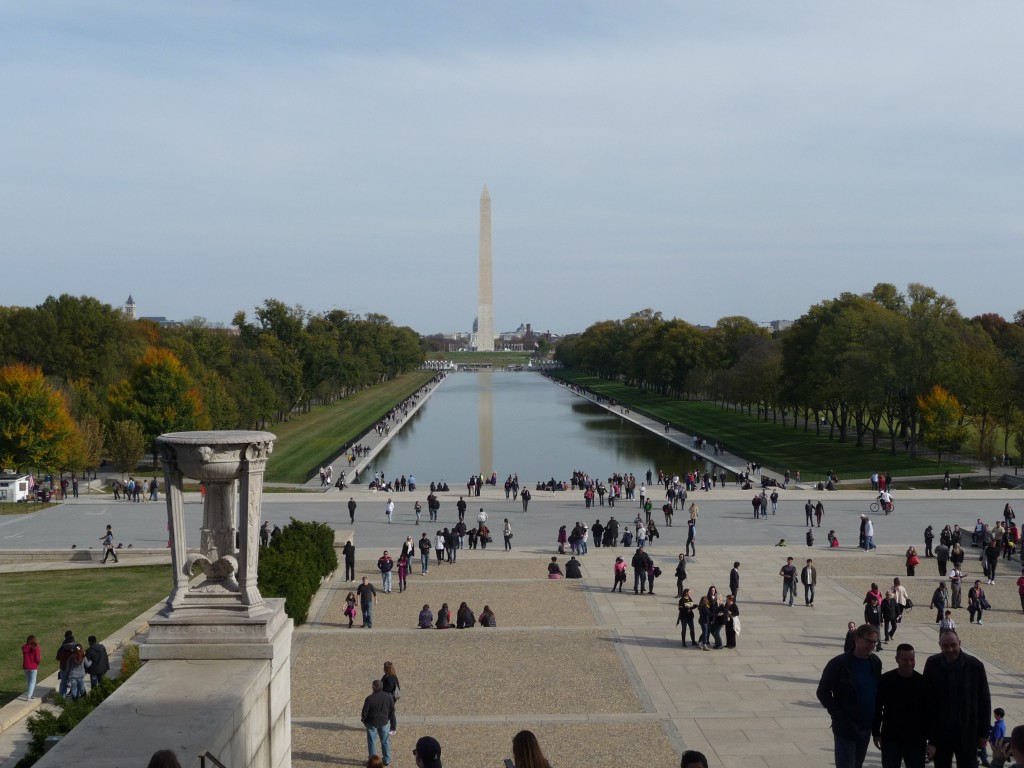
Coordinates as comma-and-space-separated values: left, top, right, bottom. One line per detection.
381, 572, 392, 592
68, 677, 86, 700
633, 570, 647, 593
833, 726, 871, 768
365, 724, 391, 765
504, 535, 512, 551
420, 553, 429, 574
580, 540, 588, 555
865, 536, 876, 551
804, 584, 815, 605
698, 622, 709, 646
880, 740, 926, 768
709, 623, 723, 648
686, 539, 696, 556
782, 581, 796, 605
24, 669, 37, 699
361, 602, 373, 628
89, 673, 104, 690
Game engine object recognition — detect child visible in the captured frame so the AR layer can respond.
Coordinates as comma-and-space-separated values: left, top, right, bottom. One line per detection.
396, 554, 409, 593
939, 610, 956, 632
612, 557, 627, 592
981, 708, 1005, 767
344, 592, 357, 629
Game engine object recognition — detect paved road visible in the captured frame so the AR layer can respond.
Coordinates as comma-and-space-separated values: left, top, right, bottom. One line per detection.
3, 487, 1022, 557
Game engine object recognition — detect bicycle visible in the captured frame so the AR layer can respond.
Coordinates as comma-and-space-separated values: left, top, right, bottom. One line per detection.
869, 500, 894, 515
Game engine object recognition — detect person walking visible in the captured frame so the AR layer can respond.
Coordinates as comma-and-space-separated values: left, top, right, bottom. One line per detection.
503, 519, 512, 552
356, 577, 378, 628
674, 554, 688, 598
801, 558, 817, 607
361, 679, 394, 766
377, 551, 394, 593
348, 497, 357, 524
780, 557, 798, 606
100, 525, 118, 564
385, 498, 394, 524
968, 580, 989, 625
686, 516, 697, 557
520, 488, 531, 512
418, 533, 431, 575
343, 540, 356, 582
381, 661, 400, 736
22, 635, 40, 701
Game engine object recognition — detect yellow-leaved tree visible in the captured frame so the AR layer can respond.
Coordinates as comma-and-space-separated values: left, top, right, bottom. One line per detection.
0, 363, 77, 473
917, 385, 969, 466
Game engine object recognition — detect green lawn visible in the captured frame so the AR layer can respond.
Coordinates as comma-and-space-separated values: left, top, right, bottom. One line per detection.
264, 371, 436, 483
0, 566, 170, 705
555, 371, 967, 479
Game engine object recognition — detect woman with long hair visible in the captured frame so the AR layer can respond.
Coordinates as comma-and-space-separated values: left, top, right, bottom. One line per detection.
697, 595, 712, 651
22, 635, 40, 701
436, 603, 451, 629
381, 661, 400, 735
511, 729, 551, 768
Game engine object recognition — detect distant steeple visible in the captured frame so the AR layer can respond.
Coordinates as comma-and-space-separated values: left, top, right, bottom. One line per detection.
124, 295, 136, 319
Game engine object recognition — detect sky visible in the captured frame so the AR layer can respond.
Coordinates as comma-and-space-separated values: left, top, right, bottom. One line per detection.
2, 2, 1023, 336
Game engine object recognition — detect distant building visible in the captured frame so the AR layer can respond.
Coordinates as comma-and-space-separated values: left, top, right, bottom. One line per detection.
770, 320, 793, 332
123, 295, 136, 320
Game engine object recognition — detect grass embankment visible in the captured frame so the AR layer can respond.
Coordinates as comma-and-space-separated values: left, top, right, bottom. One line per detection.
0, 566, 169, 705
555, 371, 966, 479
265, 370, 436, 484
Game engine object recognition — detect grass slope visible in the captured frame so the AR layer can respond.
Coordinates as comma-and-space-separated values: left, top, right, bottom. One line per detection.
555, 371, 964, 479
265, 371, 436, 483
0, 566, 169, 705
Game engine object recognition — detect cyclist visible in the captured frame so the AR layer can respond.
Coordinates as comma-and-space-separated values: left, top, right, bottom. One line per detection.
877, 489, 894, 514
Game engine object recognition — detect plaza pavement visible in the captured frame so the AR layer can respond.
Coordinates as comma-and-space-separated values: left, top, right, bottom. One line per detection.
4, 490, 1024, 767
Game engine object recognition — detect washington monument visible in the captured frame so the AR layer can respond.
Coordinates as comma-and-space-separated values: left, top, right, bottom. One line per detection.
477, 185, 494, 351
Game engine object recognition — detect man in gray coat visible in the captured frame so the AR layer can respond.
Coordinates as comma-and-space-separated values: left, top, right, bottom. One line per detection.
361, 679, 395, 766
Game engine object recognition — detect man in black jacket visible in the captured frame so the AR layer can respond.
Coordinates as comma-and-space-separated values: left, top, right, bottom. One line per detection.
817, 624, 883, 768
873, 643, 931, 768
361, 679, 395, 766
85, 636, 110, 690
631, 547, 652, 594
675, 554, 689, 598
923, 629, 991, 767
729, 562, 740, 598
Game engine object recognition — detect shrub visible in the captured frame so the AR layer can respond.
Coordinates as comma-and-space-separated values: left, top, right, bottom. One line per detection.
258, 518, 337, 624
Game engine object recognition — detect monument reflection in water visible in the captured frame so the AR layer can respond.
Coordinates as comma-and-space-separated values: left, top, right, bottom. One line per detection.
373, 371, 711, 485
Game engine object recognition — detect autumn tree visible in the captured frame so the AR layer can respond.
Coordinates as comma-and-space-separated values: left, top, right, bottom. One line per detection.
106, 420, 146, 476
108, 347, 210, 463
917, 385, 969, 465
0, 363, 77, 472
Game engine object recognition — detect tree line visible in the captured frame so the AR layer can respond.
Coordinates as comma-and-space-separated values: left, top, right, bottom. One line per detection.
0, 295, 423, 477
555, 283, 1024, 466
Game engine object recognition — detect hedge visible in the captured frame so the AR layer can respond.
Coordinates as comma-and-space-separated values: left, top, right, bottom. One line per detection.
258, 519, 338, 624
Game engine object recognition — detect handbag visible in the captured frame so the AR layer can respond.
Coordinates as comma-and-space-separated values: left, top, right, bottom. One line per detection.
393, 686, 401, 702
732, 616, 742, 635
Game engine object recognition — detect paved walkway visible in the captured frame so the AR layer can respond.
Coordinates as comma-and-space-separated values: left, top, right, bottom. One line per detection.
5, 497, 1024, 766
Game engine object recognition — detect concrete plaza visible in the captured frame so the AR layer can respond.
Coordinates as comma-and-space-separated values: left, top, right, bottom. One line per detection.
3, 486, 1024, 767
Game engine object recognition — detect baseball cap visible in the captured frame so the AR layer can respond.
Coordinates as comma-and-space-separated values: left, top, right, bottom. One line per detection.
414, 736, 442, 767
